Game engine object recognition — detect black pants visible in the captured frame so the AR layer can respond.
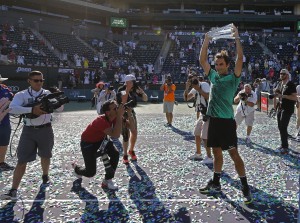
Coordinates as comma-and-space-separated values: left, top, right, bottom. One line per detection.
277, 109, 293, 149
75, 140, 119, 180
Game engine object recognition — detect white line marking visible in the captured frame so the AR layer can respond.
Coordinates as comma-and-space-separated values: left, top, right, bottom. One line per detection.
0, 198, 297, 203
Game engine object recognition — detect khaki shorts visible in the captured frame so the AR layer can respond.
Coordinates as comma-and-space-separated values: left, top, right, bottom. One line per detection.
235, 111, 255, 126
163, 101, 174, 113
194, 117, 209, 139
17, 126, 54, 164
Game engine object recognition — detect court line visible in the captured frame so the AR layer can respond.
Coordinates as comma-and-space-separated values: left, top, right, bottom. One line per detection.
0, 198, 297, 203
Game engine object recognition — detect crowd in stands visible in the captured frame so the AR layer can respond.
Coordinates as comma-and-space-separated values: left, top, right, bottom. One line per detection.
1, 19, 300, 89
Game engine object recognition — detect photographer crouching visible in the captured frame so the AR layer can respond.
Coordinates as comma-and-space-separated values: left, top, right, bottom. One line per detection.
234, 84, 257, 146
1, 71, 67, 200
72, 100, 125, 190
117, 74, 148, 164
184, 75, 213, 164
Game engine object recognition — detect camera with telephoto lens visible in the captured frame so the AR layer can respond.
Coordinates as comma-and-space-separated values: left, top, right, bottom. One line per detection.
123, 100, 135, 109
24, 92, 69, 119
239, 92, 252, 101
132, 80, 140, 92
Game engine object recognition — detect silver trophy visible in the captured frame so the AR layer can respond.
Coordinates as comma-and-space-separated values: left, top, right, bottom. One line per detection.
207, 23, 235, 41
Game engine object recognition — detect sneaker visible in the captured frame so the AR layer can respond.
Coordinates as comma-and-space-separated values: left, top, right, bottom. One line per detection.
128, 150, 137, 160
199, 179, 221, 194
202, 156, 213, 164
71, 162, 82, 179
123, 155, 129, 164
42, 175, 50, 184
188, 153, 203, 161
101, 179, 118, 190
296, 136, 300, 142
0, 162, 14, 171
281, 148, 289, 155
0, 189, 17, 201
242, 185, 253, 204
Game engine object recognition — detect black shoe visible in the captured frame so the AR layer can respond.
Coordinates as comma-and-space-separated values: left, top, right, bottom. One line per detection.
0, 162, 14, 171
242, 185, 253, 204
0, 189, 17, 201
42, 175, 50, 184
199, 179, 221, 194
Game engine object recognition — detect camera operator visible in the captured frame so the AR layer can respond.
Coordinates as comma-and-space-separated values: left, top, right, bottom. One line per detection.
184, 75, 213, 164
97, 83, 116, 114
160, 75, 176, 127
72, 100, 124, 190
234, 84, 257, 145
117, 74, 148, 164
272, 69, 297, 154
0, 75, 14, 171
199, 25, 253, 204
0, 71, 64, 200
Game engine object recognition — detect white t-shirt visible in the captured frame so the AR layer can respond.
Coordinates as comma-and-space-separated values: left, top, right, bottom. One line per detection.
188, 82, 210, 106
236, 90, 257, 116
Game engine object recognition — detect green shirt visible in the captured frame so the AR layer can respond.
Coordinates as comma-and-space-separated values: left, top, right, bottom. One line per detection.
207, 69, 241, 119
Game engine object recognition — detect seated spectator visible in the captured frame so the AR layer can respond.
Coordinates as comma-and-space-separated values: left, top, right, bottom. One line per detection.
8, 50, 16, 64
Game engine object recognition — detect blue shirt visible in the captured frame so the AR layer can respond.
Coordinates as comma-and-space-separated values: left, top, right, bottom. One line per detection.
0, 84, 14, 126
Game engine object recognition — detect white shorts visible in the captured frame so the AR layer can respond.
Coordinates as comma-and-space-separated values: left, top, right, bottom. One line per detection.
163, 101, 174, 113
194, 117, 209, 139
235, 111, 255, 126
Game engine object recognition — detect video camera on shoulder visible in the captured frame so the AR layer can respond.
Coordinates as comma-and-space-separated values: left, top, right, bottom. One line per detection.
24, 91, 69, 119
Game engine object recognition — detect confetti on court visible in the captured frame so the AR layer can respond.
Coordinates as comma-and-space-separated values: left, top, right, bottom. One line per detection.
0, 103, 298, 222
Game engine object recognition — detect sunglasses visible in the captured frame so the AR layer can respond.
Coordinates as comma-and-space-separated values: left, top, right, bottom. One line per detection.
279, 73, 286, 75
30, 79, 44, 83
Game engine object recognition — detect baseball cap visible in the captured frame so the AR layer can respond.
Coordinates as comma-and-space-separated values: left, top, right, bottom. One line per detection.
0, 74, 8, 82
124, 74, 136, 82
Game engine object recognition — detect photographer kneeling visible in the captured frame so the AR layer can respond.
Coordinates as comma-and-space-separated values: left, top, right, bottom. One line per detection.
234, 84, 257, 146
184, 75, 213, 164
72, 100, 124, 190
117, 74, 148, 164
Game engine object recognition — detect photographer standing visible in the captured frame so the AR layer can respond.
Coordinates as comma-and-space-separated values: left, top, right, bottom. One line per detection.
72, 100, 124, 190
0, 75, 14, 171
184, 75, 213, 164
97, 83, 116, 114
117, 74, 148, 164
273, 69, 297, 154
1, 71, 63, 200
160, 75, 176, 127
234, 84, 257, 146
199, 25, 253, 204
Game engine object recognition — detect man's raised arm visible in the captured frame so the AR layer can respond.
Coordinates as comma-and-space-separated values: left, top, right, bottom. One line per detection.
199, 33, 212, 76
233, 25, 243, 77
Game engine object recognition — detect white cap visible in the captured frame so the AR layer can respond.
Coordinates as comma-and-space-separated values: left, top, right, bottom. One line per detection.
0, 75, 8, 82
124, 74, 136, 82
